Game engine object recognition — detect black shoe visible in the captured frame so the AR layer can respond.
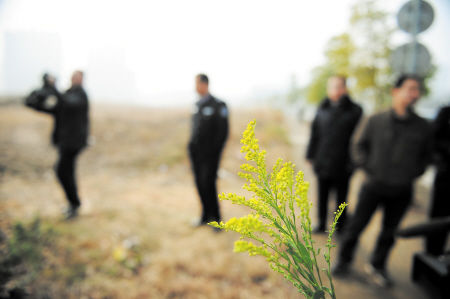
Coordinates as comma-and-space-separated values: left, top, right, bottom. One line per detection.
191, 218, 208, 227
63, 205, 79, 220
332, 261, 351, 276
312, 224, 326, 234
364, 263, 393, 288
212, 226, 222, 233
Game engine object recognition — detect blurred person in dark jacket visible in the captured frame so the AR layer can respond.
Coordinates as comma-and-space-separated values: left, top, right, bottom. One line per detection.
25, 71, 89, 219
426, 105, 450, 256
188, 74, 229, 226
333, 75, 432, 287
306, 75, 362, 233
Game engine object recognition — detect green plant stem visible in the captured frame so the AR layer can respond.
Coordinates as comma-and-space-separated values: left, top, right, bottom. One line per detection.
251, 233, 318, 288
308, 228, 324, 288
271, 204, 322, 289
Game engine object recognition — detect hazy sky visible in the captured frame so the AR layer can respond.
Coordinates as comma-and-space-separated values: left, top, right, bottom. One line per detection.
0, 0, 449, 106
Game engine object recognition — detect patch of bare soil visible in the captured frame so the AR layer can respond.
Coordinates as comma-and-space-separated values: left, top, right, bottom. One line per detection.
1, 104, 298, 299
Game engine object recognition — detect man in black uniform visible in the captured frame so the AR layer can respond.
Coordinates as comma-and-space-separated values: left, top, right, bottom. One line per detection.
25, 71, 89, 219
188, 74, 229, 226
333, 75, 432, 287
306, 75, 362, 233
426, 105, 450, 256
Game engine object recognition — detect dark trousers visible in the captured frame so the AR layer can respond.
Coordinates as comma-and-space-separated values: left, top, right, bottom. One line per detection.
190, 151, 221, 222
317, 176, 349, 231
55, 148, 81, 208
338, 180, 412, 270
426, 170, 450, 255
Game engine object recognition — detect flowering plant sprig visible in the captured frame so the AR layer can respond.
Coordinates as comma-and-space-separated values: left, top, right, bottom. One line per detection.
210, 120, 346, 299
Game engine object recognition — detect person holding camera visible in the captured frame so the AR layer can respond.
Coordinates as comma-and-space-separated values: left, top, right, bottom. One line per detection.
25, 71, 89, 219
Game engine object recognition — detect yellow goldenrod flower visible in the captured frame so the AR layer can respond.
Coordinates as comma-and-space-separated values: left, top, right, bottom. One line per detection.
209, 120, 345, 299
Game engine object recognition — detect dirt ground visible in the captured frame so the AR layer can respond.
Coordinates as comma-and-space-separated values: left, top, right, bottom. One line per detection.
0, 103, 431, 298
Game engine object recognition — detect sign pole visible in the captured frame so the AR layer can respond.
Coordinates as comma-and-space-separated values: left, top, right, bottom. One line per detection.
411, 0, 422, 74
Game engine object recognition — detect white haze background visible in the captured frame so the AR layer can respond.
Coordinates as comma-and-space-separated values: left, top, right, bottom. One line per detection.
0, 0, 449, 107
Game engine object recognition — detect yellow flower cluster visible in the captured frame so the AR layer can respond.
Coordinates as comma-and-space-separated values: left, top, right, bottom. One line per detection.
210, 120, 345, 299
275, 162, 294, 193
234, 240, 279, 263
209, 214, 270, 237
219, 192, 273, 219
240, 120, 267, 179
295, 171, 311, 226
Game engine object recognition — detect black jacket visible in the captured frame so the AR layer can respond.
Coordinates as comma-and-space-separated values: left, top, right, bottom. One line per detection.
25, 85, 89, 151
433, 106, 450, 172
188, 94, 229, 157
354, 109, 432, 186
306, 95, 362, 178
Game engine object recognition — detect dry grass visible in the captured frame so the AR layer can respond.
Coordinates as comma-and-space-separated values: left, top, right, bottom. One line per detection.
0, 103, 297, 299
